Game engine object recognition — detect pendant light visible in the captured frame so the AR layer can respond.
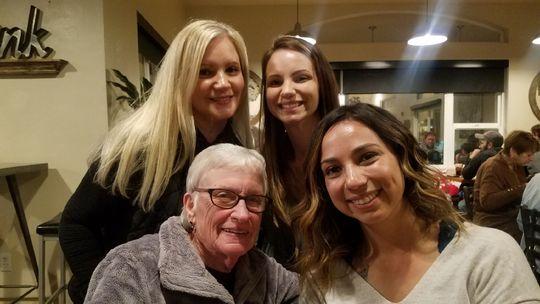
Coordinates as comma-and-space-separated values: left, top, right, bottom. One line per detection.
533, 34, 540, 45
407, 0, 447, 46
286, 0, 316, 45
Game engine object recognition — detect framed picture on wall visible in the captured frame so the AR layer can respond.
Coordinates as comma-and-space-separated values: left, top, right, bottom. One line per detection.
530, 72, 540, 121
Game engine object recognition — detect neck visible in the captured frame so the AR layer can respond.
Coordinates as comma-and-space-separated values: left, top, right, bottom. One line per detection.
190, 233, 238, 273
283, 114, 320, 163
195, 117, 227, 143
361, 204, 436, 254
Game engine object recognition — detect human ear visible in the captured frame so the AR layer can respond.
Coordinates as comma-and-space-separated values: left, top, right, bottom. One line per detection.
183, 192, 196, 220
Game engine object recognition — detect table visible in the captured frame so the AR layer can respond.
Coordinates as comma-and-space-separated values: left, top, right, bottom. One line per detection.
0, 163, 48, 301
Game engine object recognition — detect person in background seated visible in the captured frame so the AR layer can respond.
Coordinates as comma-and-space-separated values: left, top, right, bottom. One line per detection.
59, 20, 253, 303
295, 103, 540, 303
473, 130, 538, 242
84, 144, 299, 303
455, 142, 476, 165
419, 132, 441, 164
462, 130, 503, 180
517, 173, 540, 276
527, 124, 540, 175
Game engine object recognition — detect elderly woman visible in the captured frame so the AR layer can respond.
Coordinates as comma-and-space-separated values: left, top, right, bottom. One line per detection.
85, 144, 298, 303
295, 103, 540, 303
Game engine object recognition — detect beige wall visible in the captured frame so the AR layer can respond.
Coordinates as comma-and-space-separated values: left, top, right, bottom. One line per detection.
0, 0, 184, 301
186, 2, 540, 132
104, 0, 186, 126
0, 0, 107, 299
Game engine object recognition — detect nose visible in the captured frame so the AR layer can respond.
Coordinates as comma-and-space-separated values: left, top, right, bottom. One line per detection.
214, 71, 231, 90
344, 165, 367, 191
230, 199, 250, 222
280, 80, 295, 100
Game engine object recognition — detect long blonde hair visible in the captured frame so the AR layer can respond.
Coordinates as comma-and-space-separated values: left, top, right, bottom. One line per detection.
92, 19, 252, 211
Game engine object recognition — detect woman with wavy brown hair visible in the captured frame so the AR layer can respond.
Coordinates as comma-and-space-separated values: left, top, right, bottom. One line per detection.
295, 103, 540, 303
257, 36, 339, 269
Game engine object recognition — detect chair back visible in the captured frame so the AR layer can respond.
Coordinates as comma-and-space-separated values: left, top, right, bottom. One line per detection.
462, 186, 474, 220
520, 206, 540, 283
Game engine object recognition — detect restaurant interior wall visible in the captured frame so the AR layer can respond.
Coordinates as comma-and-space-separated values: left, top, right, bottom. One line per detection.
0, 0, 185, 301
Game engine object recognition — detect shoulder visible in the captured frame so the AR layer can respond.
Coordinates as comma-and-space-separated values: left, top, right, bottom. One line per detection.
245, 248, 293, 277
451, 224, 540, 302
244, 248, 298, 285
103, 233, 160, 267
477, 156, 504, 175
453, 224, 524, 264
238, 249, 299, 301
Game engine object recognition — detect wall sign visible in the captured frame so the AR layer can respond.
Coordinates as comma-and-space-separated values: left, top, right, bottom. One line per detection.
0, 5, 67, 76
0, 6, 53, 59
530, 72, 540, 121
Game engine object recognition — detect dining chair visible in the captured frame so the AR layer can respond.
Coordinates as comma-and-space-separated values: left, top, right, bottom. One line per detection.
519, 206, 540, 284
462, 185, 474, 220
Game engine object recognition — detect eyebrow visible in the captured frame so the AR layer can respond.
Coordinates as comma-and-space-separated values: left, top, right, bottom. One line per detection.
320, 143, 378, 165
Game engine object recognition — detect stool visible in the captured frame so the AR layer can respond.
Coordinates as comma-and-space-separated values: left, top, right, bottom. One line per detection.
36, 213, 67, 304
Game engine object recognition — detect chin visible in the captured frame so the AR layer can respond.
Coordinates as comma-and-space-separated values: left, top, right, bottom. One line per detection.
214, 106, 238, 120
220, 244, 252, 258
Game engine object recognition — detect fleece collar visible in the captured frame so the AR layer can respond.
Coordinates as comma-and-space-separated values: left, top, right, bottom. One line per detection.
157, 216, 267, 304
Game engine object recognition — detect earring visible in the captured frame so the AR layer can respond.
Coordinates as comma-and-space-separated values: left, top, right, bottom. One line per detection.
188, 220, 196, 233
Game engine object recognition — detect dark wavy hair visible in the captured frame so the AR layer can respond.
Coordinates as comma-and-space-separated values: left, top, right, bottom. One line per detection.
294, 103, 464, 302
260, 36, 339, 221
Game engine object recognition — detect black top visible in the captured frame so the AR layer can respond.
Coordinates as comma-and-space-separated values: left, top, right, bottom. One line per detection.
207, 267, 236, 296
438, 221, 457, 253
462, 147, 502, 180
59, 123, 241, 304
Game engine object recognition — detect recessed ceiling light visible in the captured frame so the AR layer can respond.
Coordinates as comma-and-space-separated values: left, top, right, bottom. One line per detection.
408, 34, 448, 46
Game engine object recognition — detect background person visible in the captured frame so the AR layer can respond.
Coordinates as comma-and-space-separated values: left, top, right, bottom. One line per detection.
84, 144, 299, 303
59, 20, 252, 303
257, 36, 339, 268
473, 130, 538, 242
419, 132, 441, 164
295, 103, 540, 303
517, 173, 540, 277
528, 124, 540, 175
454, 141, 476, 165
462, 130, 504, 180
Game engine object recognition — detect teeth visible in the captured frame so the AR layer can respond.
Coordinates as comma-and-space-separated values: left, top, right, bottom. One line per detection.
281, 102, 301, 109
351, 191, 379, 205
212, 96, 232, 102
223, 228, 247, 234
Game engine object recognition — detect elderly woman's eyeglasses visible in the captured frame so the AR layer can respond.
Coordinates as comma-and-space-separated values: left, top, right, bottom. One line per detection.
193, 188, 270, 213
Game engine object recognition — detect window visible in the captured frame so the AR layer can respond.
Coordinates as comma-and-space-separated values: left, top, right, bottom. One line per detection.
346, 92, 504, 166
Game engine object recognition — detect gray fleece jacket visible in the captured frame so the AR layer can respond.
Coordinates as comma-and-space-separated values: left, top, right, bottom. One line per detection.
84, 216, 299, 303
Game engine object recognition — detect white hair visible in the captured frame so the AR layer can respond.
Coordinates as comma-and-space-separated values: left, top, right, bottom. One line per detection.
180, 143, 267, 230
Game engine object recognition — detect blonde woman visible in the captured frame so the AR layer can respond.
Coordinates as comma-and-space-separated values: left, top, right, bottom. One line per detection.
59, 20, 252, 304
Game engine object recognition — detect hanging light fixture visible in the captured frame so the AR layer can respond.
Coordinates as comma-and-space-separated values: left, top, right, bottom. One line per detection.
407, 0, 447, 46
533, 34, 540, 45
286, 0, 316, 45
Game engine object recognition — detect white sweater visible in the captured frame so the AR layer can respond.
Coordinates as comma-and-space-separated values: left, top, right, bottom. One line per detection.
324, 224, 540, 304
